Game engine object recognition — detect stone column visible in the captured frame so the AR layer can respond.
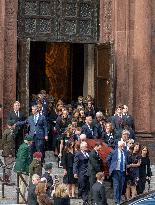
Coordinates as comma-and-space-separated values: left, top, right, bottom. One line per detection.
133, 0, 151, 132
0, 0, 5, 138
83, 44, 95, 97
3, 0, 18, 125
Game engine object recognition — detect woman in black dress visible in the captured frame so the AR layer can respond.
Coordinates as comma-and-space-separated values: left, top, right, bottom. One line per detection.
62, 141, 76, 198
137, 145, 151, 194
126, 143, 141, 200
59, 125, 74, 158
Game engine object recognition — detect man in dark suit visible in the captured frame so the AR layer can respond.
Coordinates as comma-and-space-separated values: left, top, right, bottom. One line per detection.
16, 105, 48, 160
122, 105, 135, 131
27, 174, 40, 205
73, 141, 89, 205
92, 172, 108, 205
111, 104, 126, 140
122, 105, 135, 139
93, 112, 105, 139
7, 101, 25, 152
107, 141, 127, 205
88, 142, 102, 187
81, 116, 95, 139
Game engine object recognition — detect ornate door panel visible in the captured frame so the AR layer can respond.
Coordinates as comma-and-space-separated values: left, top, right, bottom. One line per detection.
18, 0, 99, 43
94, 44, 115, 115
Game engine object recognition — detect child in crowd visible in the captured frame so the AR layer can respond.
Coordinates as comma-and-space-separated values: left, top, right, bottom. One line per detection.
42, 163, 54, 196
2, 120, 16, 183
29, 152, 42, 180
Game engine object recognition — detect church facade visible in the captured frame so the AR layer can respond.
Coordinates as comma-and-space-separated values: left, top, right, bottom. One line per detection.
0, 1, 155, 160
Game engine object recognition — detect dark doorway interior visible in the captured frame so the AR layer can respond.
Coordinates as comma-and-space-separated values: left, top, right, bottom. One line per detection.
29, 42, 84, 103
71, 44, 84, 101
29, 42, 47, 95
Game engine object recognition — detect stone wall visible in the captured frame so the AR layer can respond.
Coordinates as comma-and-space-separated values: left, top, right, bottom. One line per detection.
0, 0, 5, 130
100, 0, 155, 162
100, 0, 154, 133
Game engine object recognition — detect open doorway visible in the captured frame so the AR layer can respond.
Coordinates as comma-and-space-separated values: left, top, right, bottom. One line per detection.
29, 42, 84, 104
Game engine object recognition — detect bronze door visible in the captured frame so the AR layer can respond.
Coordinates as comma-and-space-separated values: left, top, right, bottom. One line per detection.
17, 0, 99, 43
94, 44, 115, 115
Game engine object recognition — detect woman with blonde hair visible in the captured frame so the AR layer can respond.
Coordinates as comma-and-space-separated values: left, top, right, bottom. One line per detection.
53, 184, 70, 205
35, 182, 53, 205
102, 122, 116, 149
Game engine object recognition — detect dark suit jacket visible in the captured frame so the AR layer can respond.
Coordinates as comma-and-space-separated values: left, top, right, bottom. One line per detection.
7, 111, 25, 134
102, 132, 117, 149
7, 111, 25, 122
54, 197, 70, 205
73, 151, 89, 176
92, 181, 108, 205
81, 124, 95, 139
111, 115, 126, 138
17, 114, 48, 140
88, 149, 102, 176
27, 183, 39, 205
123, 114, 135, 131
93, 120, 104, 139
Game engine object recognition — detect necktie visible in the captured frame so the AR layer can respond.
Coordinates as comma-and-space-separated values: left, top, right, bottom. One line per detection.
120, 151, 124, 172
34, 115, 37, 124
83, 152, 88, 158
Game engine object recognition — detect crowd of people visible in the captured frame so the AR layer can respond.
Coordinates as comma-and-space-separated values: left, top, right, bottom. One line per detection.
1, 90, 152, 205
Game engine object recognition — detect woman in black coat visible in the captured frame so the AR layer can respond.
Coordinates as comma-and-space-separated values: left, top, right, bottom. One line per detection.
137, 145, 152, 194
102, 122, 117, 149
62, 141, 76, 198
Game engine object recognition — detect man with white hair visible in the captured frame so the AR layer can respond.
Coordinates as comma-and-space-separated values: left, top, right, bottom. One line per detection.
27, 174, 41, 205
73, 141, 89, 205
80, 134, 87, 142
107, 141, 127, 205
94, 111, 105, 139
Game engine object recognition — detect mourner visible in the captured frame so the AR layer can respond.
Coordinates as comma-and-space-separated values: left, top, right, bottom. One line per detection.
2, 90, 151, 205
2, 120, 16, 182
8, 101, 25, 152
107, 141, 127, 205
27, 174, 41, 205
14, 135, 33, 203
73, 141, 89, 205
16, 105, 48, 160
92, 172, 108, 205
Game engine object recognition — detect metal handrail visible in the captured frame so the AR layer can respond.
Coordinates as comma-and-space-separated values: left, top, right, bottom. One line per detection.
0, 164, 15, 198
16, 172, 28, 204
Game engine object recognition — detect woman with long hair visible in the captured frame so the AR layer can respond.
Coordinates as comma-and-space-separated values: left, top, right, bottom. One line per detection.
126, 143, 141, 200
62, 141, 76, 198
59, 125, 74, 158
53, 184, 70, 205
137, 145, 151, 194
35, 182, 53, 205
